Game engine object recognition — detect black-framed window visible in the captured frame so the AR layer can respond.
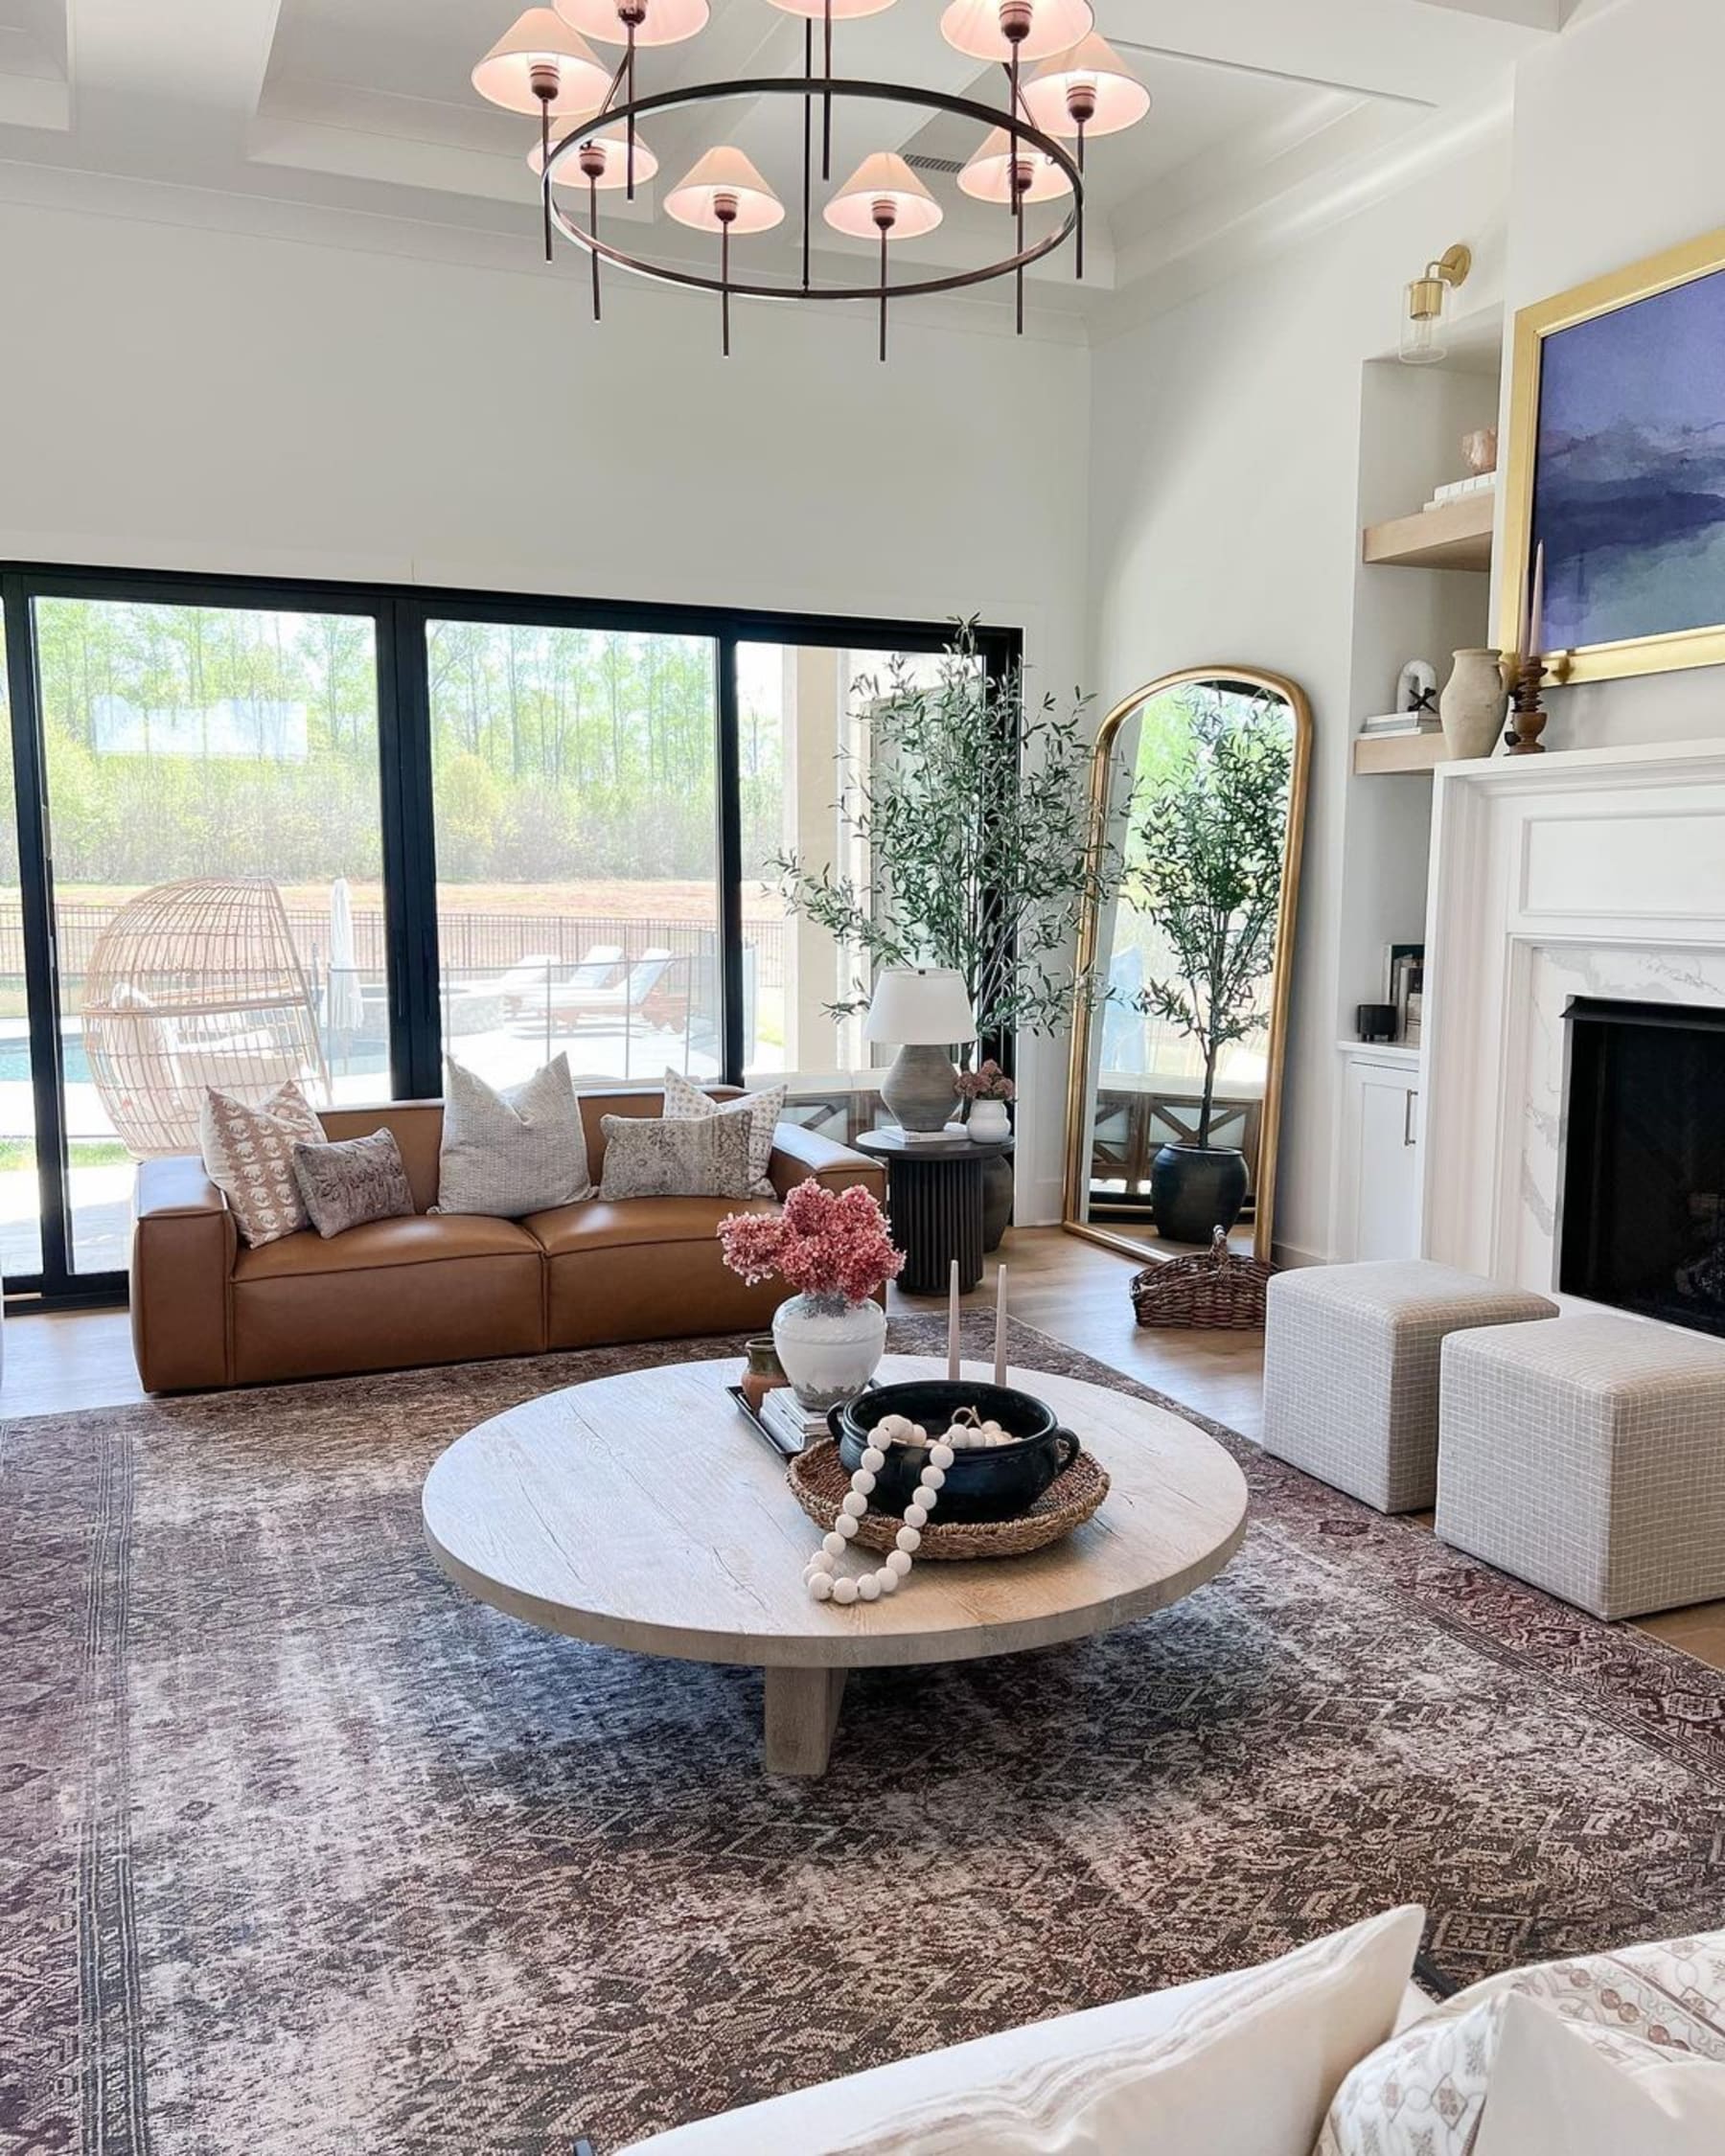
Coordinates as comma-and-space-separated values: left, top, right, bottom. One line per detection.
0, 562, 1017, 1307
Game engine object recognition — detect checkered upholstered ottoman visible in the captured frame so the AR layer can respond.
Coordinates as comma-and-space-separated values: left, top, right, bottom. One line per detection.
1262, 1261, 1558, 1513
1436, 1314, 1725, 1619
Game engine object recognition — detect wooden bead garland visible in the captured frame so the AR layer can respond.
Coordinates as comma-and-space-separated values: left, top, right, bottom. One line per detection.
802, 1409, 978, 1603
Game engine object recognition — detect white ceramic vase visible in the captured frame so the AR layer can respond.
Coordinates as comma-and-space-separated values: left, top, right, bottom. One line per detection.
771, 1293, 887, 1411
967, 1097, 1012, 1142
1440, 648, 1508, 763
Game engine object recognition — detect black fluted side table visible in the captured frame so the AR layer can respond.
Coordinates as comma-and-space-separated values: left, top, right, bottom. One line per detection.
855, 1129, 1015, 1296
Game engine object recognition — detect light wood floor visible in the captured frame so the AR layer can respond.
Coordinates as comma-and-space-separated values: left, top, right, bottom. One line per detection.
6, 1224, 1722, 1669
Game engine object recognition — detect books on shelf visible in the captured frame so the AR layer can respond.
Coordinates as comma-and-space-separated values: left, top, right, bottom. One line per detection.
1424, 472, 1496, 511
1358, 713, 1442, 739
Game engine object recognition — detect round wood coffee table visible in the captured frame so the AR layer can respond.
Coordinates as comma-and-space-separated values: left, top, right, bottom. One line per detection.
422, 1354, 1248, 1778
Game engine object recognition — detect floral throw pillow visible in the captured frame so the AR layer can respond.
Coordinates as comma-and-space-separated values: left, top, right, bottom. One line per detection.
199, 1080, 326, 1248
290, 1129, 415, 1239
661, 1067, 784, 1198
597, 1110, 754, 1202
1318, 1929, 1725, 2156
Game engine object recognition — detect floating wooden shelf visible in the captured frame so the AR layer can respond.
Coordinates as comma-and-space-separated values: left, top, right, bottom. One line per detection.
1362, 491, 1494, 572
1352, 731, 1449, 775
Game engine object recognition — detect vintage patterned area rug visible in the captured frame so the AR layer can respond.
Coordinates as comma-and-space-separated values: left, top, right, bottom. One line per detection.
7, 1318, 1725, 2155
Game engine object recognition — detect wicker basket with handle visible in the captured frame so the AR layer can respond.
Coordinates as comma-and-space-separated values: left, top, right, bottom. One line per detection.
1131, 1227, 1275, 1331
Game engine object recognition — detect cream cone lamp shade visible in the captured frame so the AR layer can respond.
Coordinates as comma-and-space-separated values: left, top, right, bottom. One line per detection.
959, 127, 1072, 204
864, 969, 978, 1135
665, 148, 784, 232
823, 152, 942, 240
530, 124, 659, 188
766, 0, 897, 14
472, 10, 612, 113
555, 0, 709, 45
1022, 34, 1150, 137
940, 0, 1094, 63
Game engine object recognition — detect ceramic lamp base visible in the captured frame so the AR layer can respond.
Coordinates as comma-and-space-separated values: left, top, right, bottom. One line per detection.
882, 1043, 959, 1133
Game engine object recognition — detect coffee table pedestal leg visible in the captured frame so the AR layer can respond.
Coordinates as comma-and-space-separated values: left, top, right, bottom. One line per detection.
763, 1666, 848, 1777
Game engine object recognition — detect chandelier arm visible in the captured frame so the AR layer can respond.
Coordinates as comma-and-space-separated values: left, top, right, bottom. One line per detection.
801, 20, 812, 291
821, 0, 833, 180
541, 104, 553, 264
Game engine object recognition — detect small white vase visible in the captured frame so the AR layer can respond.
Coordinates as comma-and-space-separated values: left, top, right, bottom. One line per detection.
1439, 648, 1508, 763
967, 1098, 1012, 1142
771, 1293, 887, 1411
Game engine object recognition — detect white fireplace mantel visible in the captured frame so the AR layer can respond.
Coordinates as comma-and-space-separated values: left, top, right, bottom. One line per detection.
1421, 736, 1725, 1295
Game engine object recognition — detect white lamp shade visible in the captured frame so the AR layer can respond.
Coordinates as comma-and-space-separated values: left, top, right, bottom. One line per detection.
958, 127, 1072, 205
530, 122, 659, 188
556, 0, 709, 47
665, 147, 785, 233
472, 9, 613, 115
766, 0, 897, 15
1021, 34, 1151, 137
823, 152, 944, 241
863, 969, 978, 1045
940, 0, 1093, 63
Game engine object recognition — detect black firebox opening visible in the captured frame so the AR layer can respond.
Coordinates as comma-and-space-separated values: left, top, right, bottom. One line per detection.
1559, 998, 1725, 1337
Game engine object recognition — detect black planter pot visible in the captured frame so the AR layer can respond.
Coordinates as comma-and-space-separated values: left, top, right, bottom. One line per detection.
1151, 1142, 1249, 1247
980, 1153, 1013, 1252
830, 1380, 1079, 1524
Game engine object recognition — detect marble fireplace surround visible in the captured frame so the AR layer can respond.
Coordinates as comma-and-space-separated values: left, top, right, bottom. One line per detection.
1421, 737, 1725, 1300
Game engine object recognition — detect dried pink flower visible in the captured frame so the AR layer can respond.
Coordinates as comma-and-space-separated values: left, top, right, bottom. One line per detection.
718, 1181, 906, 1302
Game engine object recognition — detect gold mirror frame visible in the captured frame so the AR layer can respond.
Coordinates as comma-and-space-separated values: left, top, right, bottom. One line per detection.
1061, 665, 1313, 1267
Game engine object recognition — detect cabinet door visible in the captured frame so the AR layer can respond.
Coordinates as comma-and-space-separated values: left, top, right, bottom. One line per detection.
1341, 1060, 1422, 1262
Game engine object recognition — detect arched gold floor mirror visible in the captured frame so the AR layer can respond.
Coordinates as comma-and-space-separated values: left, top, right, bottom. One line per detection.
1063, 667, 1312, 1267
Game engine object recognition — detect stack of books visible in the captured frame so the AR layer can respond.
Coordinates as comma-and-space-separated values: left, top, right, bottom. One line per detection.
1424, 472, 1496, 511
1358, 711, 1442, 741
761, 1386, 833, 1454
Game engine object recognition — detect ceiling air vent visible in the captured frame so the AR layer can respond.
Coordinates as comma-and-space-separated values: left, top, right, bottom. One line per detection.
906, 152, 965, 175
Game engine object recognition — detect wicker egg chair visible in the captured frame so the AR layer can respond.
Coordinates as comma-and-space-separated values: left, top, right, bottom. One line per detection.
81, 878, 332, 1158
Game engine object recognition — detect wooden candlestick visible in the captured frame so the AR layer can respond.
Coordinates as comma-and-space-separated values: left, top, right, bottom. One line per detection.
1505, 651, 1549, 755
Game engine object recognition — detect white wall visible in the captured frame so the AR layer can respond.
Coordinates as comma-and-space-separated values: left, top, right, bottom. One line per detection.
1504, 0, 1725, 751
0, 194, 1090, 1217
1086, 130, 1509, 1265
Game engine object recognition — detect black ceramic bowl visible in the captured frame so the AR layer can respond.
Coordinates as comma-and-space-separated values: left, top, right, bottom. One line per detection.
829, 1380, 1080, 1525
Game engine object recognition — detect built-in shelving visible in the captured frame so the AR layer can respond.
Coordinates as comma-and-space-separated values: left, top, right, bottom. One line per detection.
1352, 731, 1449, 776
1362, 491, 1494, 572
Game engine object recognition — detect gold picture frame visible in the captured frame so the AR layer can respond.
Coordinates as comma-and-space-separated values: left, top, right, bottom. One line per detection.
1500, 223, 1725, 685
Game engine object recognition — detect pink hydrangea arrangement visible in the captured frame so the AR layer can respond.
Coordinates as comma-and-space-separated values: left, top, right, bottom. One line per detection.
954, 1059, 1016, 1103
719, 1181, 906, 1306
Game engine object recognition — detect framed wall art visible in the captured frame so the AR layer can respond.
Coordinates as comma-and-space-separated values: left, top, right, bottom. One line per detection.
1500, 225, 1725, 685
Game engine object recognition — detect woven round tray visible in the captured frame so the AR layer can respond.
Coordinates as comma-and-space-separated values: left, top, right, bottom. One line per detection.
787, 1437, 1111, 1560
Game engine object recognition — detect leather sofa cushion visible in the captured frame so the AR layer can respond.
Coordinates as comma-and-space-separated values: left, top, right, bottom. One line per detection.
233, 1212, 539, 1280
524, 1193, 775, 1258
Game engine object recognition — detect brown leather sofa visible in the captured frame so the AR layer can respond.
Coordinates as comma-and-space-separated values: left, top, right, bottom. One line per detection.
130, 1087, 883, 1393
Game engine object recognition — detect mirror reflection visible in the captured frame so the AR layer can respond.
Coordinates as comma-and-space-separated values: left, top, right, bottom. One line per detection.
1065, 669, 1312, 1265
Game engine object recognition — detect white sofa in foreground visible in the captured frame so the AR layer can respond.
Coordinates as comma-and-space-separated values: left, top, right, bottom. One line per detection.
622, 1909, 1725, 2156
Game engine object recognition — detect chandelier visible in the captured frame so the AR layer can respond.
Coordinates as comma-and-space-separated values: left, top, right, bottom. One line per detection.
472, 2, 1150, 357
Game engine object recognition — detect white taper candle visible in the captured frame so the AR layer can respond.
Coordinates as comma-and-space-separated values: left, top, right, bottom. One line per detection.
947, 1257, 960, 1381
993, 1263, 1008, 1388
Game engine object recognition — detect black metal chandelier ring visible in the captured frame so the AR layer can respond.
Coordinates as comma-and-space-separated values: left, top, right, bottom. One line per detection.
543, 76, 1082, 306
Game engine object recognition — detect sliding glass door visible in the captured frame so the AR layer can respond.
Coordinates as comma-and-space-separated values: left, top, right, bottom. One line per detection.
0, 567, 1016, 1302
426, 618, 722, 1091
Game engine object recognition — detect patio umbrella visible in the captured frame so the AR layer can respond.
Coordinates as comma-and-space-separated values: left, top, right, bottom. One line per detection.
327, 878, 365, 1042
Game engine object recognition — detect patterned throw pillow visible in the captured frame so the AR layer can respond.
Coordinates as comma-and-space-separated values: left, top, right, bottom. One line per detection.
199, 1080, 326, 1248
290, 1129, 415, 1240
435, 1054, 592, 1218
661, 1067, 785, 1198
597, 1109, 754, 1201
1318, 1928, 1725, 2156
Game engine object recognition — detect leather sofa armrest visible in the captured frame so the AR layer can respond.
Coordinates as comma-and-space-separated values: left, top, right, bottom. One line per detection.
768, 1122, 885, 1201
131, 1156, 236, 1392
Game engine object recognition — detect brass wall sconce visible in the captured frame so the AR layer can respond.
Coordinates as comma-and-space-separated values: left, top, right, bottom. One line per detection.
1401, 242, 1471, 365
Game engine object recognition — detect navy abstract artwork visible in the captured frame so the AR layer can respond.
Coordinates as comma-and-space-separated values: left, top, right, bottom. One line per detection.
1531, 265, 1725, 654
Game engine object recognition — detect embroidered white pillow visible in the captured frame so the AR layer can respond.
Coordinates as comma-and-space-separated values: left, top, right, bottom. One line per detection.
435, 1054, 592, 1218
618, 1906, 1425, 2156
1475, 1993, 1725, 2156
1318, 1926, 1725, 2156
660, 1067, 784, 1198
199, 1080, 326, 1248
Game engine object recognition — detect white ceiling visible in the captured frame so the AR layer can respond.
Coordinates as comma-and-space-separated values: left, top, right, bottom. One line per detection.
0, 0, 1574, 328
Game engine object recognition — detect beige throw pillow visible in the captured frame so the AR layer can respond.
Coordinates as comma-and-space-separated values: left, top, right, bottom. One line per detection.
1475, 1994, 1725, 2155
290, 1129, 415, 1239
435, 1054, 592, 1218
598, 1110, 754, 1201
199, 1080, 325, 1248
660, 1067, 784, 1198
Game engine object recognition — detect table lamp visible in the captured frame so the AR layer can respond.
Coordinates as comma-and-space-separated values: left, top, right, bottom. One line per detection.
864, 968, 978, 1133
